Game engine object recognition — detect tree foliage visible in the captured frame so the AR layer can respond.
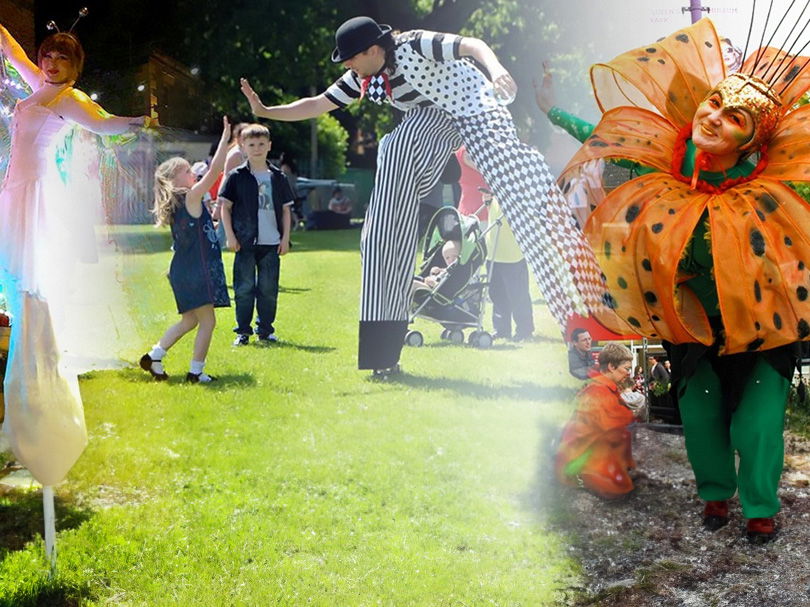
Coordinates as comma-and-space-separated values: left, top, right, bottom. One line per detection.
73, 0, 579, 176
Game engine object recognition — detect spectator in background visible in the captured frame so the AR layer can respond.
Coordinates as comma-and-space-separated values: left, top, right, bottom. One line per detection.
648, 355, 670, 388
568, 328, 596, 380
455, 145, 489, 226
279, 152, 303, 227
328, 186, 352, 215
211, 122, 248, 248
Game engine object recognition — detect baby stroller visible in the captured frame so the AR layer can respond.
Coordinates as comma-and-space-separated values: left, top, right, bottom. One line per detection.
405, 206, 494, 348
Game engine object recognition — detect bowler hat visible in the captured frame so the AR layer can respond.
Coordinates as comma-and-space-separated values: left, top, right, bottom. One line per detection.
331, 16, 392, 63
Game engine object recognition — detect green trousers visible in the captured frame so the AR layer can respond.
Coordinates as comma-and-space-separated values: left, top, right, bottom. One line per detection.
677, 356, 788, 518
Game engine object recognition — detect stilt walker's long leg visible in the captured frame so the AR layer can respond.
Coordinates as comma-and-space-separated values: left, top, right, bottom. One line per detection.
454, 107, 603, 331
358, 108, 460, 369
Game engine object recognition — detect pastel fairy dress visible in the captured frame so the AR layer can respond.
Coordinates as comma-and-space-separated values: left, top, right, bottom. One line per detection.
0, 84, 97, 486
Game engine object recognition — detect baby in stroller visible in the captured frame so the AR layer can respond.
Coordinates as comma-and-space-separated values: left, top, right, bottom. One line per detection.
406, 207, 492, 347
413, 239, 461, 290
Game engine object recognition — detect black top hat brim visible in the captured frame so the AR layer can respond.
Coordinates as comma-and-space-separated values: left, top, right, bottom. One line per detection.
331, 24, 392, 63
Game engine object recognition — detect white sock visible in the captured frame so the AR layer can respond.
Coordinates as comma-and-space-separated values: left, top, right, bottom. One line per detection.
190, 359, 205, 375
149, 344, 167, 360
151, 360, 165, 375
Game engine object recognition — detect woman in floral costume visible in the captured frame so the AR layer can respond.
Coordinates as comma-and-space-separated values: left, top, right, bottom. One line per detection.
544, 18, 810, 543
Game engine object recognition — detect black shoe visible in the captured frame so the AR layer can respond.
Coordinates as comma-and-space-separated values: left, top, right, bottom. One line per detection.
371, 364, 402, 380
512, 333, 534, 342
139, 353, 168, 381
186, 372, 217, 384
233, 334, 249, 346
492, 332, 511, 340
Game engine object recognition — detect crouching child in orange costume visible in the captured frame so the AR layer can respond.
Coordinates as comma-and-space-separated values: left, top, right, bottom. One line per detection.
555, 343, 640, 499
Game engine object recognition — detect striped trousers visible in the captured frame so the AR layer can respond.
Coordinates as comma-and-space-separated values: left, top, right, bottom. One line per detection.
359, 108, 460, 369
359, 106, 597, 369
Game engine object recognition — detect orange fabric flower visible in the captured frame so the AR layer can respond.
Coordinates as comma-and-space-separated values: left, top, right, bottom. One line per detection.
563, 18, 810, 354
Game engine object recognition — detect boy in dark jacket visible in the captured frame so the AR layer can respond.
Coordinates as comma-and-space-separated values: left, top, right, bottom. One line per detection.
219, 124, 295, 345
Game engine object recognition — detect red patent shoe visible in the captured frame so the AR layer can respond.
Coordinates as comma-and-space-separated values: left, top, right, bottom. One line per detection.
703, 500, 729, 531
746, 517, 776, 544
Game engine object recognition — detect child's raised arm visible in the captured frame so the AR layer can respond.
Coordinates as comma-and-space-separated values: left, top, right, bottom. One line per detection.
186, 117, 231, 213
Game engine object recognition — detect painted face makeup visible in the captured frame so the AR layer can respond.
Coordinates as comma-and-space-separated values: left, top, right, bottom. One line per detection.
691, 93, 754, 157
693, 73, 782, 155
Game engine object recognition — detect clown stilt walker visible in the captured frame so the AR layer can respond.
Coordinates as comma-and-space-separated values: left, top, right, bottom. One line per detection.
542, 15, 810, 543
0, 14, 151, 566
239, 16, 602, 376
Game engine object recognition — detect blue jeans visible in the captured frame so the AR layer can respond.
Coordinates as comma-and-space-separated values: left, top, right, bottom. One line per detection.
233, 245, 280, 337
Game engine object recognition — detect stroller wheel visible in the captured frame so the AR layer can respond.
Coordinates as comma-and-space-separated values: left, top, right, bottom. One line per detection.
467, 331, 481, 346
447, 329, 464, 344
405, 330, 424, 348
440, 329, 451, 340
476, 332, 493, 349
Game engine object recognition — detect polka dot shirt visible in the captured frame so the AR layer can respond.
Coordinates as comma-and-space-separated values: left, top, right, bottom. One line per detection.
324, 30, 501, 116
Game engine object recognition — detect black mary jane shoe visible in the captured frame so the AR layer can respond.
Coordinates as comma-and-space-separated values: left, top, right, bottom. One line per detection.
139, 353, 168, 381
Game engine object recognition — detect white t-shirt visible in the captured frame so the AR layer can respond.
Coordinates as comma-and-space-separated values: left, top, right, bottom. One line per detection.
254, 169, 280, 245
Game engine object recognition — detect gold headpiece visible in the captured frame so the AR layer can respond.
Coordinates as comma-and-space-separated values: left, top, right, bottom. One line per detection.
704, 72, 783, 152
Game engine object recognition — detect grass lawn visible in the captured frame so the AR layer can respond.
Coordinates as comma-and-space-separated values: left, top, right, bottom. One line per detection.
0, 227, 585, 606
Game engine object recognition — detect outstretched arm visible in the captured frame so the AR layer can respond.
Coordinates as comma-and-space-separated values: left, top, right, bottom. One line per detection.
56, 89, 150, 135
0, 24, 42, 89
240, 78, 337, 121
459, 37, 516, 102
186, 117, 231, 217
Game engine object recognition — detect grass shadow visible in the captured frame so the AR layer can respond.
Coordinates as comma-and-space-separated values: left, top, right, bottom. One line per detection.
267, 341, 335, 353
278, 286, 311, 295
128, 370, 257, 388
421, 341, 520, 351
0, 487, 92, 560
0, 578, 93, 607
289, 231, 361, 253
110, 228, 172, 255
358, 373, 578, 403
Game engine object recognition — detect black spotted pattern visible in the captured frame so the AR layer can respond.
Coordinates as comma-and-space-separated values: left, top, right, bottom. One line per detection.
747, 338, 765, 351
750, 229, 765, 256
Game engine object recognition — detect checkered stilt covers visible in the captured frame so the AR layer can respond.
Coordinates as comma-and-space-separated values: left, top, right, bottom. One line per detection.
454, 107, 604, 330
359, 107, 461, 369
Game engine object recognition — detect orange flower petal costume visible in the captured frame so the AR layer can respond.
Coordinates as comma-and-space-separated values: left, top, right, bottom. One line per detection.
561, 18, 810, 354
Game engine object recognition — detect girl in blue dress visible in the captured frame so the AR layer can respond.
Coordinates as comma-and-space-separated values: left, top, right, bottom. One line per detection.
140, 117, 231, 383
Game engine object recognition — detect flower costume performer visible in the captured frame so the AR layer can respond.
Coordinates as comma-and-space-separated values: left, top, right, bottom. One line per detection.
549, 17, 810, 543
240, 17, 602, 376
0, 21, 149, 508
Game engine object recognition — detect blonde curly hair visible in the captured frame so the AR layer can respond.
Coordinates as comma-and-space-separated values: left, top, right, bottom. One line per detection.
152, 157, 189, 227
